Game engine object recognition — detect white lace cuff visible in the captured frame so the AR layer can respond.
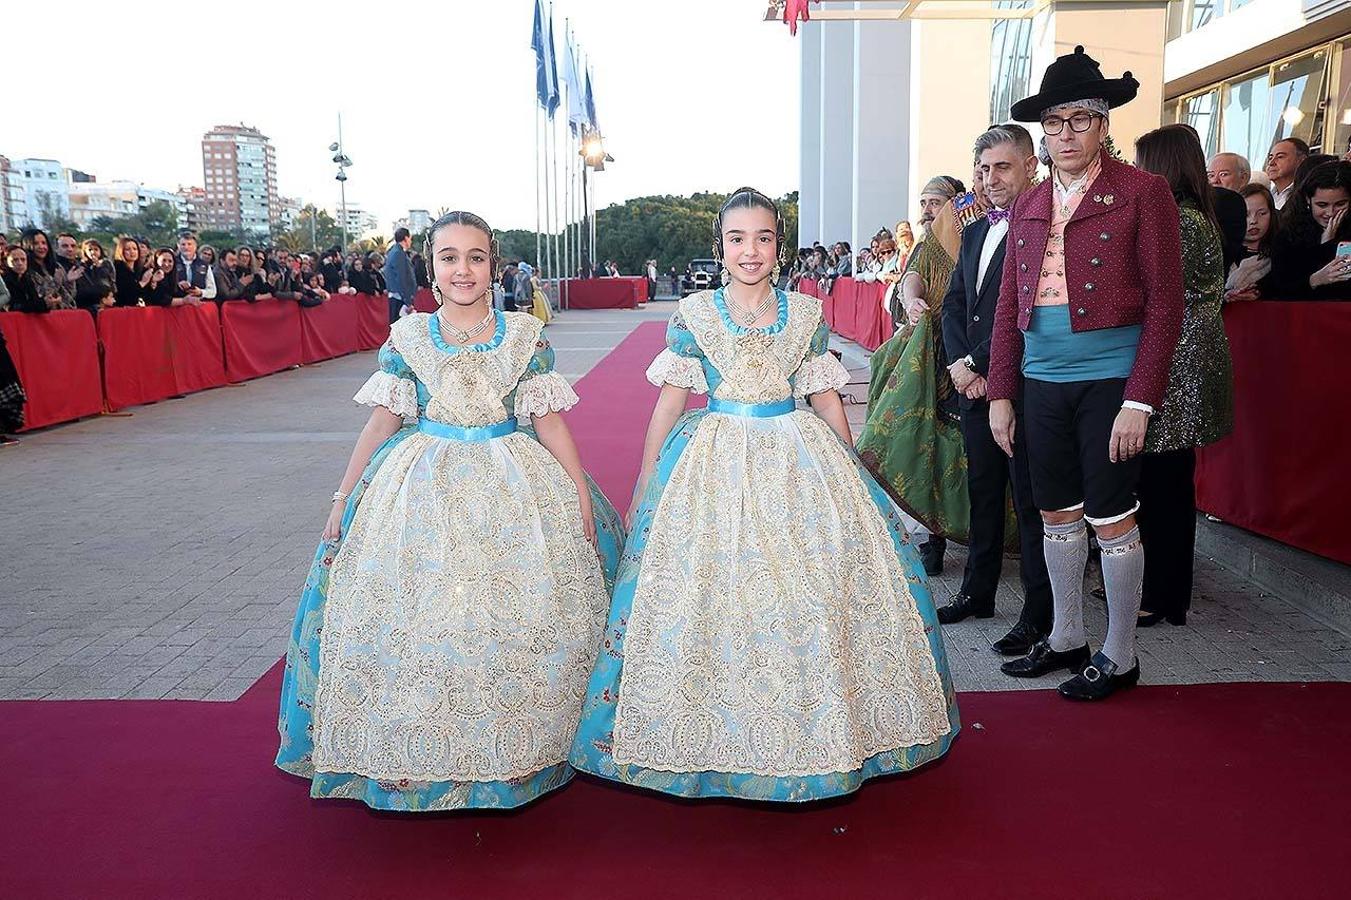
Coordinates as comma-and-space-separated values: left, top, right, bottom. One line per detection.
515, 371, 580, 418
645, 349, 708, 393
353, 371, 418, 418
794, 352, 850, 398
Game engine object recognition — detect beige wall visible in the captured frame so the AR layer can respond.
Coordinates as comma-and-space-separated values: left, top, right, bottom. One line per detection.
1051, 1, 1170, 152
908, 7, 995, 218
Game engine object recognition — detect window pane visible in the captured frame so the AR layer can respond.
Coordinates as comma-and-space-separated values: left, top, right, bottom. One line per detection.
1331, 40, 1351, 160
1190, 0, 1224, 30
1221, 71, 1269, 165
1266, 49, 1328, 153
1183, 90, 1220, 155
988, 2, 1035, 124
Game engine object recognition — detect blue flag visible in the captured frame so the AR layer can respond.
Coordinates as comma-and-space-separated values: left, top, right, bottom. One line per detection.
545, 5, 561, 117
530, 0, 553, 111
584, 65, 598, 132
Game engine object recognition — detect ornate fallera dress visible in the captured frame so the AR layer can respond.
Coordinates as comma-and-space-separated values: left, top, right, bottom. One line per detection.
570, 288, 959, 801
276, 309, 623, 811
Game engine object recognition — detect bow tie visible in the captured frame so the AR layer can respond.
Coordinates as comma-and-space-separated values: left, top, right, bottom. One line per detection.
986, 208, 1010, 226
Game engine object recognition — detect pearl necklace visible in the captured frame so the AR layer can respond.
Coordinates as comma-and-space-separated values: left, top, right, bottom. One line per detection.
725, 286, 776, 327
439, 306, 495, 344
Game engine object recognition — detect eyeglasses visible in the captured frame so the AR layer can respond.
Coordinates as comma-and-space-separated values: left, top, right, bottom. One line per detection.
1041, 112, 1102, 136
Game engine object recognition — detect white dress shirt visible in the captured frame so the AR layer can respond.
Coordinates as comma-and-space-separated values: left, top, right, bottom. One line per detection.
976, 215, 1009, 289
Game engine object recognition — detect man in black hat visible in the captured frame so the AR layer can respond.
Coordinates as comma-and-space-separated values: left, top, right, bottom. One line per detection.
986, 47, 1184, 701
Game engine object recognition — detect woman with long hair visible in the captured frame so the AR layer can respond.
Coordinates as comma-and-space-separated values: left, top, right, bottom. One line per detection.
1131, 124, 1234, 627
1267, 159, 1351, 300
113, 236, 154, 306
73, 239, 116, 311
1225, 184, 1279, 302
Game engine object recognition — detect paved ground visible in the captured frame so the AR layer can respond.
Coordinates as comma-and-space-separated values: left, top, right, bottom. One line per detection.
2, 301, 1348, 701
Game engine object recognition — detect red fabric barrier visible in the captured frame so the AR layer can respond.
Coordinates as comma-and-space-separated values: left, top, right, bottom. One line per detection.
168, 302, 227, 395
300, 294, 360, 364
221, 298, 302, 382
413, 288, 438, 314
98, 307, 177, 411
0, 310, 103, 430
833, 277, 859, 342
356, 293, 390, 350
852, 280, 893, 351
565, 278, 640, 310
1195, 302, 1351, 565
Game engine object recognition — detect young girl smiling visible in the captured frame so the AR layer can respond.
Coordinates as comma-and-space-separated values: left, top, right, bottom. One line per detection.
276, 211, 622, 811
571, 188, 959, 801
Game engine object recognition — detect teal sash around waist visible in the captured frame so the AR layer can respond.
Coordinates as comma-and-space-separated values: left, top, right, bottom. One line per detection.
417, 417, 518, 441
706, 397, 797, 418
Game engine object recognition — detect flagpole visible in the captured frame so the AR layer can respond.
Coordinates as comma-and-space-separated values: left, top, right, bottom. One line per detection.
535, 107, 542, 286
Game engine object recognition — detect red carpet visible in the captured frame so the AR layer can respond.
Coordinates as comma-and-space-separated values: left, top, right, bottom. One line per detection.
2, 320, 1348, 899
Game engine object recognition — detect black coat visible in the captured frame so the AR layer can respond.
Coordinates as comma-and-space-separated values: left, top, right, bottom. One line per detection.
1212, 186, 1247, 273
73, 259, 116, 311
174, 254, 210, 295
3, 270, 48, 313
941, 216, 1007, 410
114, 261, 146, 306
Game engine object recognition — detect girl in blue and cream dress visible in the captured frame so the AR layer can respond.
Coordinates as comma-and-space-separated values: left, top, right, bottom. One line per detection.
276, 211, 622, 811
571, 189, 959, 801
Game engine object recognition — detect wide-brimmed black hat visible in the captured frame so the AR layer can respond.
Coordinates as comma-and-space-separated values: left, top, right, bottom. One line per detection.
1010, 46, 1139, 122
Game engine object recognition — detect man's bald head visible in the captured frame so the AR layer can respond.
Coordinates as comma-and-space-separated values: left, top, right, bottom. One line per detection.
1207, 152, 1251, 190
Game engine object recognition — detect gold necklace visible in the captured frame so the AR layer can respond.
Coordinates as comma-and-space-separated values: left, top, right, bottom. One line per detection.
440, 306, 495, 344
725, 285, 776, 326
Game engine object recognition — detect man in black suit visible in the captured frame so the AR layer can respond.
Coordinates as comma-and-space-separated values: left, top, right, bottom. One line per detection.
938, 124, 1052, 657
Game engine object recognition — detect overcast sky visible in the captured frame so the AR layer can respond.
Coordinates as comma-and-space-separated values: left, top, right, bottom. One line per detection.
2, 0, 800, 232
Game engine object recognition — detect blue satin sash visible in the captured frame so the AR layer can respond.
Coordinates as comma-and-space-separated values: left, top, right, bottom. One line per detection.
706, 398, 796, 418
417, 417, 518, 441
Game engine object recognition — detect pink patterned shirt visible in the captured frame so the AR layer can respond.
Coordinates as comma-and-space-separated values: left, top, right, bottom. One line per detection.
1034, 151, 1103, 307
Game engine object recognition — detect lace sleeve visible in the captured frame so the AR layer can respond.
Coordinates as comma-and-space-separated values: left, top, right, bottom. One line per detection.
793, 352, 849, 398
515, 371, 580, 418
353, 371, 418, 418
645, 349, 708, 393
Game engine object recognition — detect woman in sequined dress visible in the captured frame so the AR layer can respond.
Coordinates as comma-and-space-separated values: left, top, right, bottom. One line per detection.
275, 211, 622, 812
570, 189, 958, 802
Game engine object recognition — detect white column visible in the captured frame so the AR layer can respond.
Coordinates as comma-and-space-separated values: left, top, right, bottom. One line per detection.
799, 19, 823, 247
819, 3, 855, 246
851, 11, 912, 255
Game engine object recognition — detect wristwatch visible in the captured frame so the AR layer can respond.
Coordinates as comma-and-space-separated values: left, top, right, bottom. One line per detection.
962, 355, 977, 372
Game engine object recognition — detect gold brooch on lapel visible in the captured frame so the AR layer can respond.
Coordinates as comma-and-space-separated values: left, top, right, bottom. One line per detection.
1103, 194, 1115, 205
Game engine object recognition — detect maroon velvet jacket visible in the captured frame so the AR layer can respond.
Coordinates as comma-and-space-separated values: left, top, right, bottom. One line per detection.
986, 154, 1185, 410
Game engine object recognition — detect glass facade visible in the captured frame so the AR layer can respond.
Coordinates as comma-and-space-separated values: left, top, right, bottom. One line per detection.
988, 1, 1035, 125
1168, 43, 1342, 167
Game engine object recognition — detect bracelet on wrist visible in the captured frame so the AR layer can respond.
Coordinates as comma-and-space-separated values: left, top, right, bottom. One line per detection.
331, 490, 349, 504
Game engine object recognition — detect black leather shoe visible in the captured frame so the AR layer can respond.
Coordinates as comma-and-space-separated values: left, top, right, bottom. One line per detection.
936, 592, 994, 624
991, 621, 1042, 656
1057, 651, 1140, 701
920, 537, 946, 576
1000, 640, 1091, 678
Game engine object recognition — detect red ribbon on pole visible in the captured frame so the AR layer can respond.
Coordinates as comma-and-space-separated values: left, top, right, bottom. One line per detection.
783, 0, 817, 35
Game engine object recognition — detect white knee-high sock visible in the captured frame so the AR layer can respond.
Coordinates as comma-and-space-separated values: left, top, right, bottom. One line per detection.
1099, 525, 1144, 669
1044, 518, 1089, 652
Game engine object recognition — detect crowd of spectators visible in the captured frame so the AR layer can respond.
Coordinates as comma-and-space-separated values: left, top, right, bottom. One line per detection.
0, 228, 433, 316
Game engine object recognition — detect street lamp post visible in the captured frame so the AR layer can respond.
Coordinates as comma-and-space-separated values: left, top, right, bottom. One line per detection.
579, 128, 612, 275
330, 113, 353, 252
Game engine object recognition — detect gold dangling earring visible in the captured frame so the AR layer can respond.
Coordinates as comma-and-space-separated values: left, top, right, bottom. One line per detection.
721, 266, 731, 287
432, 284, 444, 306
772, 262, 782, 283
